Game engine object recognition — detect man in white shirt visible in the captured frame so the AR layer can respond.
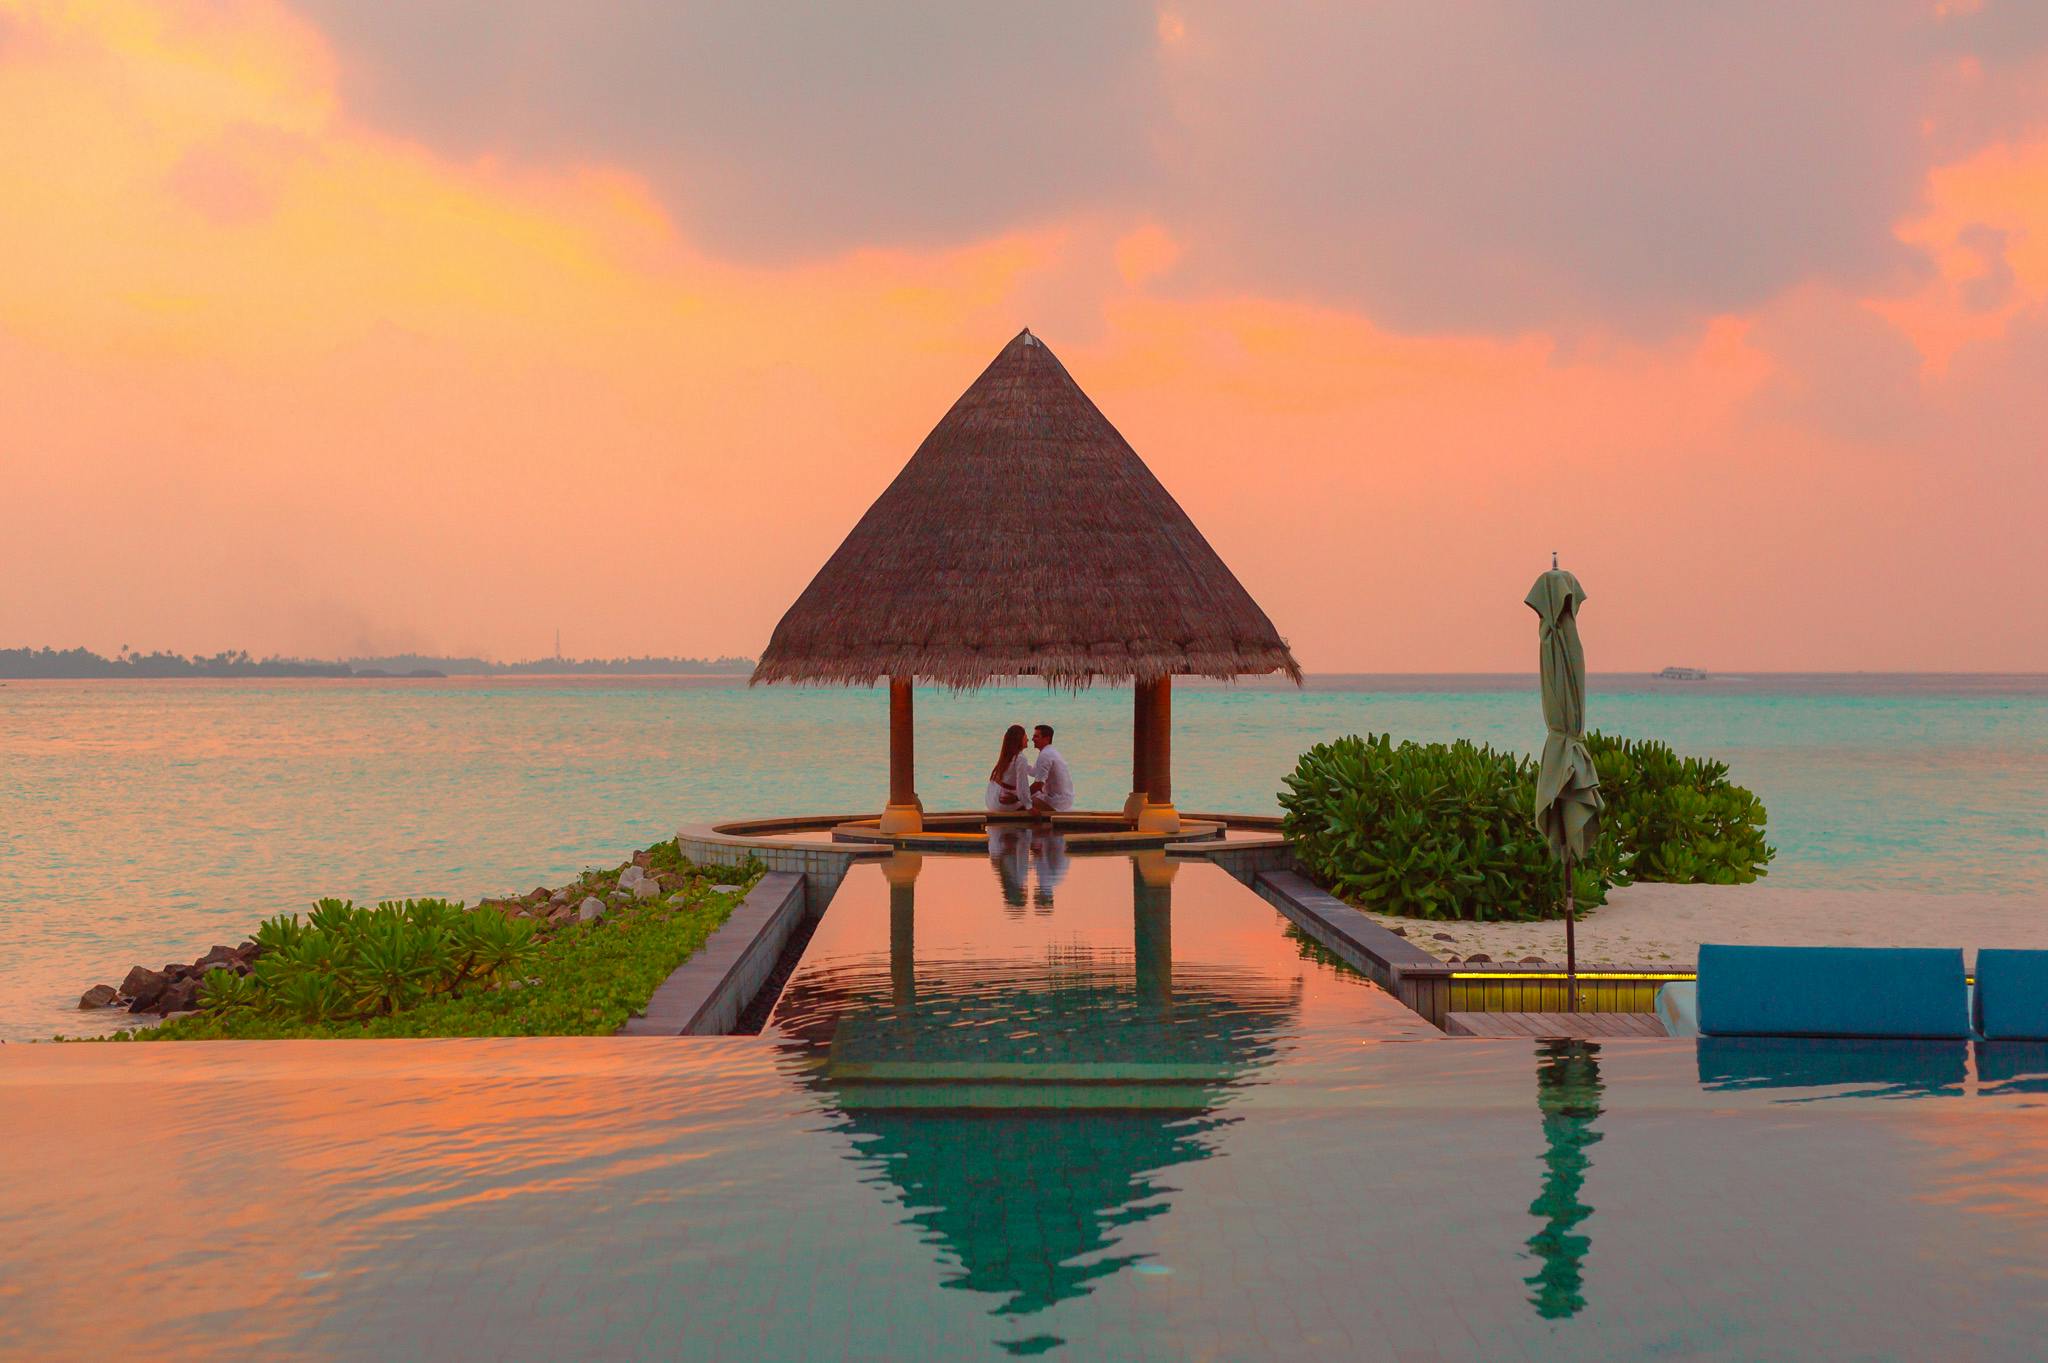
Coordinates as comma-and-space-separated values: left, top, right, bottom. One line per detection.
1028, 725, 1075, 813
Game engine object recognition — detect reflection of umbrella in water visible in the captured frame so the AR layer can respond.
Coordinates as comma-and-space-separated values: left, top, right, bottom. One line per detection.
1524, 1039, 1605, 1319
771, 853, 1304, 1345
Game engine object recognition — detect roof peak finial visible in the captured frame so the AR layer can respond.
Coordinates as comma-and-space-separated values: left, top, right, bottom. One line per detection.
1019, 327, 1039, 346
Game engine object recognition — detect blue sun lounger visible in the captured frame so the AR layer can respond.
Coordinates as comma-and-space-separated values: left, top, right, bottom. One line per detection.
1973, 948, 2048, 1041
1686, 944, 1972, 1040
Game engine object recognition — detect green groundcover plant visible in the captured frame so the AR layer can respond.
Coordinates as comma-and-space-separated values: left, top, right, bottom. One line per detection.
1278, 731, 1772, 922
114, 847, 764, 1039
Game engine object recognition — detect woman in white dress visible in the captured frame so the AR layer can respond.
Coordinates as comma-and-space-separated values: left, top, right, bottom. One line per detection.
985, 724, 1032, 813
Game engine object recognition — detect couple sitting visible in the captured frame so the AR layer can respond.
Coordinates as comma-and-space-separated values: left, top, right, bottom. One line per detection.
985, 724, 1074, 814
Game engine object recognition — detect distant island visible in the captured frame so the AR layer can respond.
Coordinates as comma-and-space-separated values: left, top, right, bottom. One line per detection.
0, 647, 756, 679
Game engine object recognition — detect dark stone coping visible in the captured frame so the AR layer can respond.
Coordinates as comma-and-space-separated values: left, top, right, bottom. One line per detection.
1253, 870, 1443, 989
619, 871, 809, 1036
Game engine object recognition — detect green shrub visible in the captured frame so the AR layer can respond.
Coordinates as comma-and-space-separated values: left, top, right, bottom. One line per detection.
1584, 731, 1774, 884
1279, 733, 1614, 922
1279, 730, 1774, 921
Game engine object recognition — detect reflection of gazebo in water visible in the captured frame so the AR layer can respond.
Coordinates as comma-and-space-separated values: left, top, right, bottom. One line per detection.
751, 329, 1300, 838
770, 853, 1303, 1331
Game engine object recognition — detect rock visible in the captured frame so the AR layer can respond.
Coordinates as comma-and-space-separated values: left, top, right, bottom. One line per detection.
617, 866, 661, 900
121, 966, 168, 1009
631, 850, 653, 869
201, 959, 235, 974
1520, 956, 1547, 965
656, 872, 686, 892
1388, 926, 1408, 937
527, 886, 552, 903
196, 945, 238, 969
548, 905, 577, 925
1444, 954, 1462, 964
1464, 952, 1493, 964
235, 941, 260, 959
155, 977, 200, 1014
666, 891, 691, 906
711, 884, 742, 895
78, 985, 118, 1009
1431, 932, 1456, 943
578, 896, 606, 923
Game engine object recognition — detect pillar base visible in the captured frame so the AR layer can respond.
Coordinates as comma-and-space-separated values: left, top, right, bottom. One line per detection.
1121, 789, 1149, 823
1136, 801, 1181, 834
878, 803, 924, 834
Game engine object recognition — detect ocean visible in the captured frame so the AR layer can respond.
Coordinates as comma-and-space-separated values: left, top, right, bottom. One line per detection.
3, 673, 2043, 1041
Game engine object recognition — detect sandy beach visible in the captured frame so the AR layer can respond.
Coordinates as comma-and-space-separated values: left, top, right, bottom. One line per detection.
1364, 883, 2048, 968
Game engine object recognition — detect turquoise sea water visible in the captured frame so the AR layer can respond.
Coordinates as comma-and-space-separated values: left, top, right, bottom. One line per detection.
2, 673, 2043, 1041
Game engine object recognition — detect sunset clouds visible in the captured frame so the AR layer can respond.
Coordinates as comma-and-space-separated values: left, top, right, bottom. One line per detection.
2, 1, 2044, 668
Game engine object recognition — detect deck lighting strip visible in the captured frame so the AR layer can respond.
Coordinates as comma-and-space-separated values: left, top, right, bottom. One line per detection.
1450, 970, 1695, 982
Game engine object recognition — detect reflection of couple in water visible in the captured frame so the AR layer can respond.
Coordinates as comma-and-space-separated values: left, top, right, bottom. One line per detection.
988, 825, 1069, 914
984, 724, 1074, 814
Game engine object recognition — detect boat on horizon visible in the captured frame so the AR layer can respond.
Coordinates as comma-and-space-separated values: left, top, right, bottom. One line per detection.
1654, 666, 1708, 680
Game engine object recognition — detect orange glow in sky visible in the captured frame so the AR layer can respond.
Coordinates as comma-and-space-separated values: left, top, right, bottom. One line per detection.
2, 1, 2044, 670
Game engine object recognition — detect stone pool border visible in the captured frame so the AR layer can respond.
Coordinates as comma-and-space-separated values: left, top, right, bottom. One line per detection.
616, 826, 884, 1036
619, 872, 809, 1036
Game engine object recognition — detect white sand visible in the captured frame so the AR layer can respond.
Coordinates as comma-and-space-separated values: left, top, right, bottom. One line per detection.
1364, 883, 2047, 969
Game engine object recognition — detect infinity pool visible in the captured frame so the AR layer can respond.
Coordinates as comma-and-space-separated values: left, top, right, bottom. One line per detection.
6, 851, 2048, 1361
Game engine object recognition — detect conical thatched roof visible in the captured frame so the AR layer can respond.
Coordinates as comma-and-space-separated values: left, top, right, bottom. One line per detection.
754, 329, 1301, 689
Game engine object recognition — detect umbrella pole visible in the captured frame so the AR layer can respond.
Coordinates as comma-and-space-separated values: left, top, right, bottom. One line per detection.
1564, 852, 1578, 1013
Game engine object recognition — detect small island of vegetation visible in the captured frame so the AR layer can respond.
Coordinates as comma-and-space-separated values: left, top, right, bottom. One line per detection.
80, 840, 764, 1039
1279, 730, 1773, 922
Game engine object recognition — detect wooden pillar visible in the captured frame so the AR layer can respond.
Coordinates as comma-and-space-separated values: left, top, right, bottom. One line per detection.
1122, 679, 1154, 822
879, 675, 922, 833
1137, 676, 1180, 832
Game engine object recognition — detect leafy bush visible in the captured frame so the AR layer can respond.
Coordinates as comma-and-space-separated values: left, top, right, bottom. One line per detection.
201, 897, 540, 1026
1279, 734, 1614, 922
1584, 731, 1774, 884
1279, 730, 1773, 921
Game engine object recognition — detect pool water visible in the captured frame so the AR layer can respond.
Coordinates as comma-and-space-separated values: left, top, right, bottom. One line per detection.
765, 845, 1438, 1084
7, 850, 2048, 1360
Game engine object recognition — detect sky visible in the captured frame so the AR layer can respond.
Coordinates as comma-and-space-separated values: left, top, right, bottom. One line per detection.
2, 0, 2045, 671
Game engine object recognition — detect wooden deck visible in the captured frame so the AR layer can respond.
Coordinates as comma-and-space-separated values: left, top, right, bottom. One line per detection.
1444, 1010, 1667, 1039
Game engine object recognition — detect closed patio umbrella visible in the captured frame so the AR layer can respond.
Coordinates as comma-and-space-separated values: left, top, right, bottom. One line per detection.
1527, 556, 1602, 1010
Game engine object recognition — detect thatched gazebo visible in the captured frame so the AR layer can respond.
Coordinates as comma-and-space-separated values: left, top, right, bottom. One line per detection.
753, 329, 1300, 833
